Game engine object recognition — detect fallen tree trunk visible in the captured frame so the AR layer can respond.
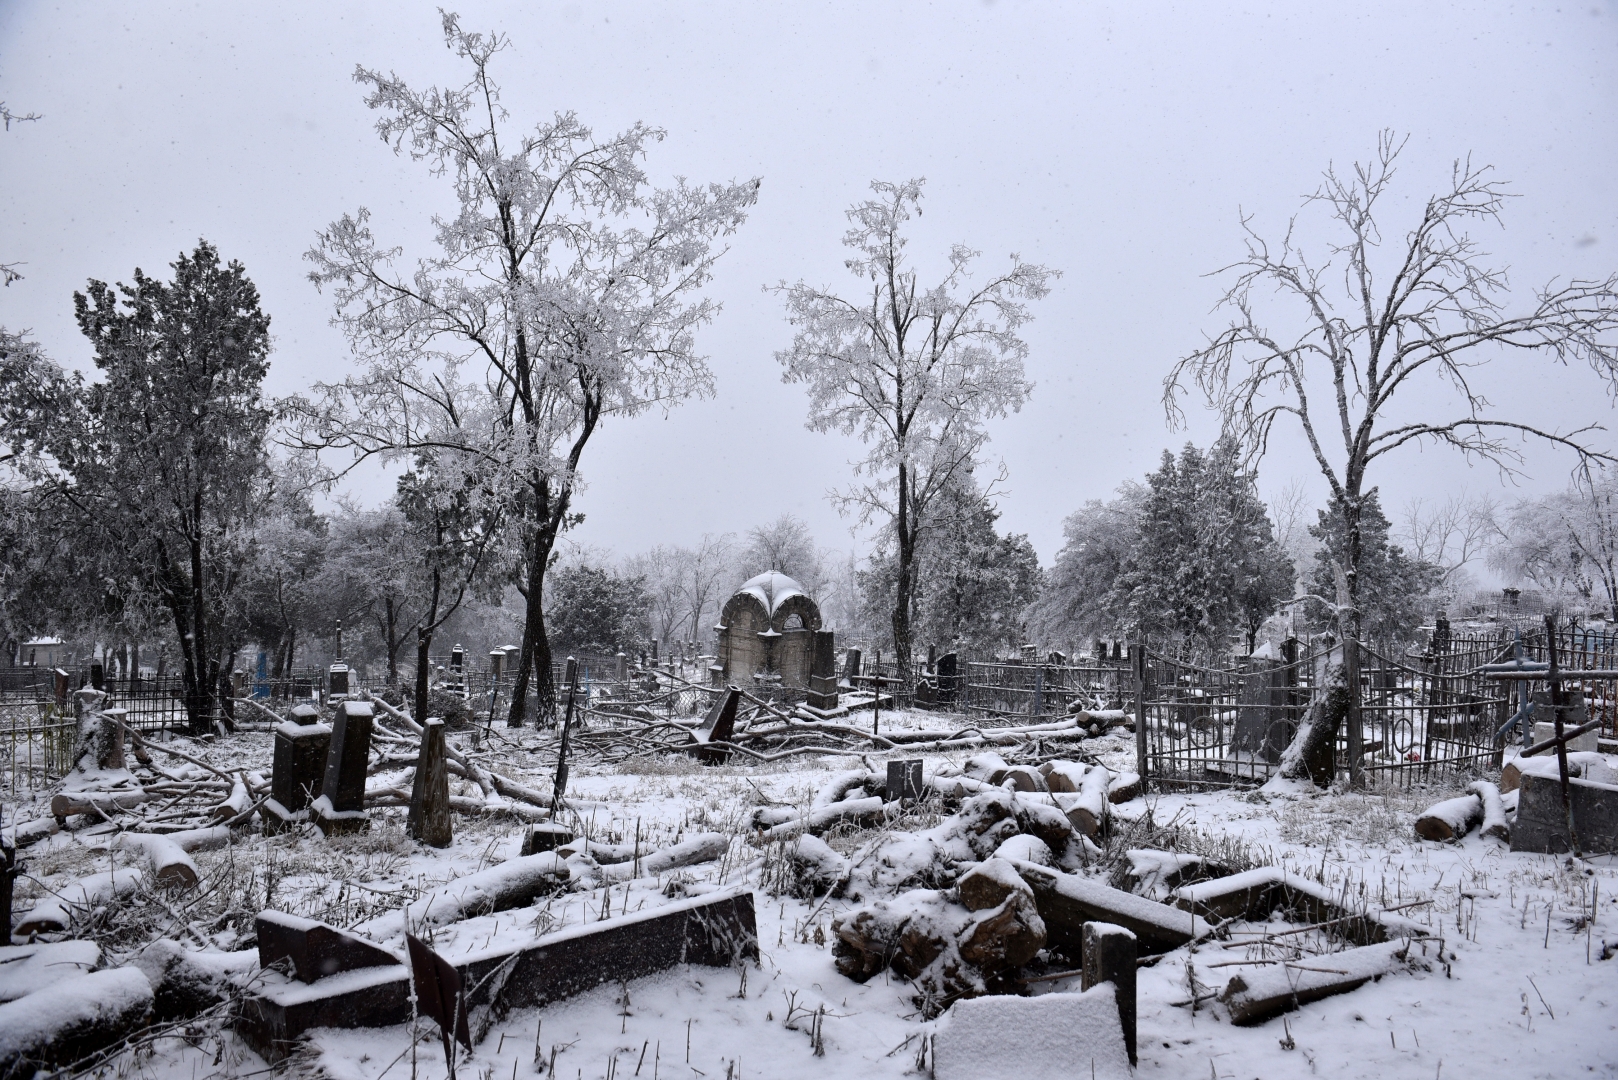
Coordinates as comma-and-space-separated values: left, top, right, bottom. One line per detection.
1467, 780, 1509, 841
1414, 793, 1483, 842
50, 789, 150, 820
209, 779, 251, 823
759, 796, 888, 841
0, 968, 154, 1077
599, 833, 730, 882
1010, 860, 1211, 956
112, 833, 200, 888
404, 853, 572, 927
1219, 939, 1430, 1025
130, 940, 258, 1022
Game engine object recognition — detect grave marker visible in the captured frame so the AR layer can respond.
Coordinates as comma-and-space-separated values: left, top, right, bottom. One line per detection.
408, 719, 452, 848
312, 701, 372, 835
262, 720, 331, 835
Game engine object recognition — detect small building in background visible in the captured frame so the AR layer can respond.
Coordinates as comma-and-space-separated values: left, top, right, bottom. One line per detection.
20, 637, 66, 668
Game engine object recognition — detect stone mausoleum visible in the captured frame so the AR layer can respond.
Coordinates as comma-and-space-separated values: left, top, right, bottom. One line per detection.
714, 571, 823, 690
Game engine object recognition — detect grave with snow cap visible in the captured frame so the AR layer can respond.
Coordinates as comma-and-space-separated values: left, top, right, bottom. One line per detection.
715, 570, 824, 691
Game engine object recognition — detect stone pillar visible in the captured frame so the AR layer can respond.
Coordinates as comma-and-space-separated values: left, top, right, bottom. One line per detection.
289, 702, 321, 725
327, 661, 350, 702
97, 707, 127, 771
263, 720, 331, 834
885, 759, 922, 802
312, 701, 372, 835
936, 652, 958, 706
408, 719, 452, 848
806, 630, 839, 712
1081, 921, 1137, 1065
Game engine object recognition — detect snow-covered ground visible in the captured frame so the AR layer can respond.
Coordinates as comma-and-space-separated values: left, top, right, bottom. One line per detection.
4, 714, 1615, 1080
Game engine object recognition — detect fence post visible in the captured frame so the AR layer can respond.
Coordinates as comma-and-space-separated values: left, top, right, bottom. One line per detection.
1130, 640, 1149, 793
1345, 636, 1363, 788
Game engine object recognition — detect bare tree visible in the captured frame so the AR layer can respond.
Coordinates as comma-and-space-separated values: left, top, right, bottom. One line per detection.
1491, 476, 1618, 620
773, 179, 1056, 670
1166, 133, 1618, 783
299, 15, 757, 724
1401, 492, 1498, 587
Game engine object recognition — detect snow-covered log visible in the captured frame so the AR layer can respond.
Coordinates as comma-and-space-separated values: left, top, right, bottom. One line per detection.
0, 819, 56, 850
0, 967, 153, 1075
1042, 760, 1088, 794
1414, 793, 1483, 842
405, 853, 571, 927
1009, 861, 1210, 956
758, 796, 888, 841
14, 869, 144, 935
130, 940, 258, 1022
0, 942, 101, 1003
49, 789, 149, 820
1220, 938, 1432, 1025
1056, 765, 1112, 838
112, 833, 199, 888
1467, 780, 1510, 841
599, 833, 730, 882
209, 779, 251, 823
1107, 771, 1143, 803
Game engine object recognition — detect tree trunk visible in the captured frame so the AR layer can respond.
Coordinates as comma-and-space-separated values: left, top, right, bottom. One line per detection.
508, 538, 557, 728
1342, 487, 1364, 787
415, 566, 443, 722
891, 461, 915, 672
385, 596, 399, 686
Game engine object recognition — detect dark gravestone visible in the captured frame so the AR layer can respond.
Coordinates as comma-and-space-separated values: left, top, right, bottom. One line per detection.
1232, 660, 1292, 764
935, 651, 959, 705
1081, 921, 1137, 1066
408, 719, 452, 848
841, 648, 862, 688
289, 702, 321, 725
1510, 772, 1618, 856
90, 661, 105, 692
263, 721, 331, 834
520, 823, 576, 856
691, 687, 741, 765
256, 910, 399, 983
237, 889, 759, 1064
313, 701, 372, 836
806, 630, 839, 712
885, 759, 923, 802
327, 661, 350, 701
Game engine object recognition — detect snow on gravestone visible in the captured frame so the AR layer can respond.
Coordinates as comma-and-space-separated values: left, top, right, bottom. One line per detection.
933, 985, 1132, 1080
312, 701, 372, 836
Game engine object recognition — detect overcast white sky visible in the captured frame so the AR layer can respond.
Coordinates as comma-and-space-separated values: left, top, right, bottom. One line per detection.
3, 1, 1616, 571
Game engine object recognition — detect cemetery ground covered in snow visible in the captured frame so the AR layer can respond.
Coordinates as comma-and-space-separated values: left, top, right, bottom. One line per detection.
2, 690, 1614, 1080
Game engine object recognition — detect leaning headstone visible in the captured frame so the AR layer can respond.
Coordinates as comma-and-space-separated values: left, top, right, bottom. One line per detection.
885, 759, 923, 802
407, 719, 452, 848
311, 701, 373, 836
1081, 921, 1138, 1065
263, 720, 332, 835
691, 686, 741, 765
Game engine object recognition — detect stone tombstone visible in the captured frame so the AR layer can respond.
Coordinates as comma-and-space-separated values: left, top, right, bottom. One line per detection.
327, 661, 350, 701
1081, 921, 1138, 1066
449, 645, 464, 672
289, 702, 321, 725
314, 701, 373, 835
520, 823, 576, 856
89, 660, 105, 692
97, 707, 128, 771
408, 719, 452, 848
1511, 771, 1618, 855
489, 650, 504, 678
1096, 639, 1109, 663
1232, 658, 1293, 763
806, 630, 840, 712
885, 759, 923, 802
264, 720, 332, 834
1047, 650, 1067, 666
935, 651, 959, 705
257, 910, 399, 984
651, 638, 659, 663
841, 647, 862, 688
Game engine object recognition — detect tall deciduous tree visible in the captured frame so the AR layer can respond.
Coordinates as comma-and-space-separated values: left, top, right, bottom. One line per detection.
1165, 134, 1618, 781
301, 15, 757, 724
773, 179, 1056, 670
72, 242, 274, 733
1491, 476, 1618, 621
1308, 491, 1438, 643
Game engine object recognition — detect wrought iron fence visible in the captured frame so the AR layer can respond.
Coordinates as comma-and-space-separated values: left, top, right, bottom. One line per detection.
964, 660, 1131, 721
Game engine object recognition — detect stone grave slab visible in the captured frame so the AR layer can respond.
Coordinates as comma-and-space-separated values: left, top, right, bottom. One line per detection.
262, 721, 331, 835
